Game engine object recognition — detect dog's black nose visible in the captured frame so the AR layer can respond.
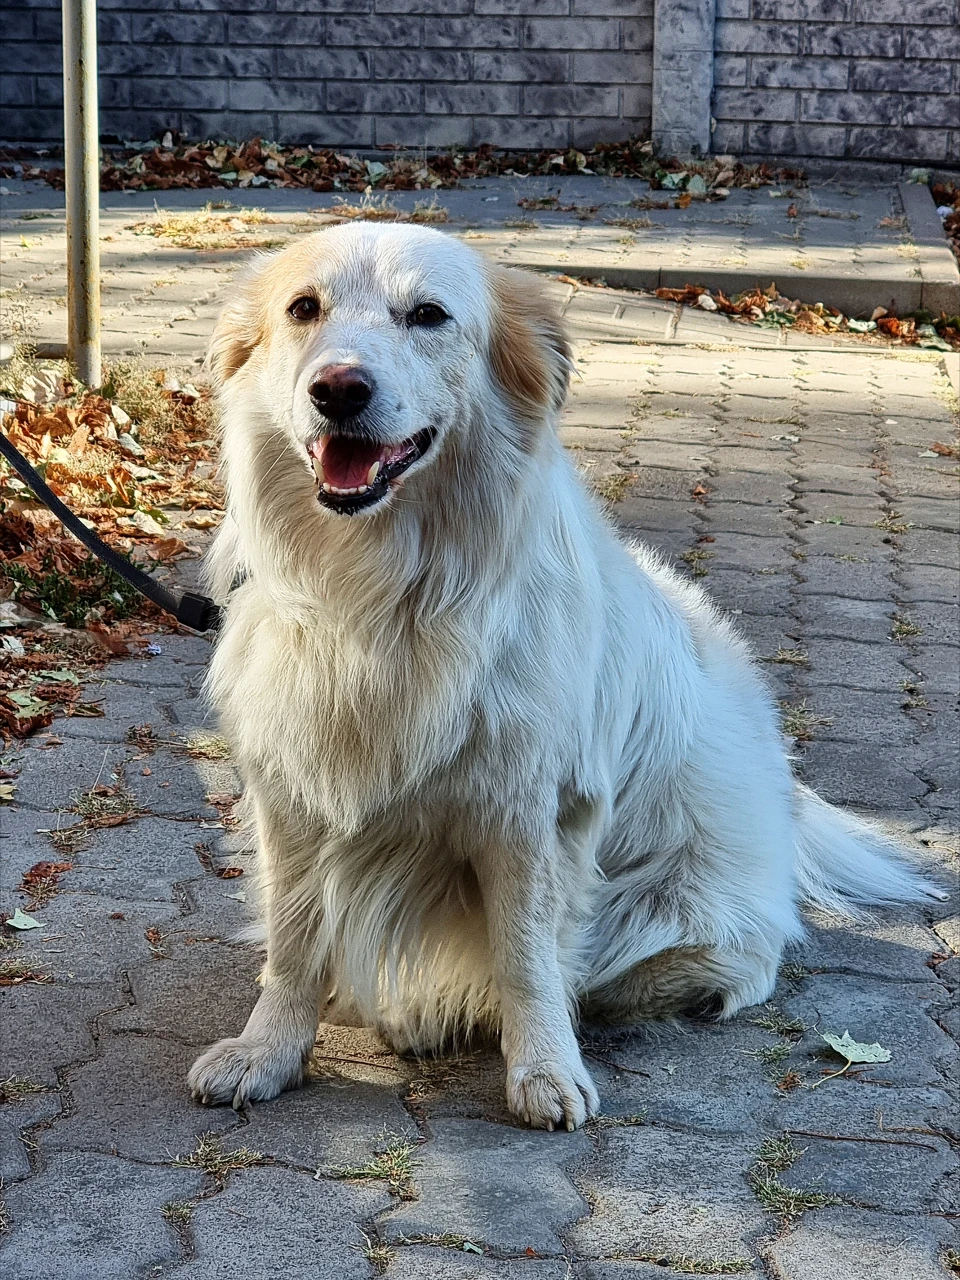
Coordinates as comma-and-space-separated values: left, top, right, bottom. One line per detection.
309, 365, 374, 420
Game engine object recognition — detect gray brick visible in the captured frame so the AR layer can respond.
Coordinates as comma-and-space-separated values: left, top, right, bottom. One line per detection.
96, 12, 130, 42
622, 82, 654, 114
753, 0, 850, 13
374, 50, 471, 80
711, 119, 747, 151
3, 11, 33, 39
470, 115, 572, 147
523, 17, 620, 48
715, 0, 750, 13
905, 25, 960, 58
39, 77, 131, 109
102, 109, 186, 139
280, 113, 374, 146
230, 78, 326, 112
179, 110, 277, 142
848, 126, 950, 161
180, 47, 273, 79
853, 0, 954, 18
328, 82, 422, 114
714, 53, 748, 86
474, 51, 569, 81
800, 89, 901, 125
523, 84, 620, 114
99, 45, 180, 77
713, 87, 798, 121
750, 56, 850, 89
376, 0, 471, 11
276, 0, 371, 8
577, 0, 653, 11
804, 23, 902, 57
476, 0, 568, 11
276, 49, 370, 79
2, 41, 60, 73
424, 17, 520, 46
327, 16, 421, 46
623, 18, 654, 50
32, 11, 62, 41
0, 75, 34, 106
425, 83, 520, 114
227, 15, 323, 44
139, 77, 227, 111
853, 58, 948, 93
374, 115, 472, 147
903, 94, 960, 129
575, 114, 647, 143
715, 19, 800, 54
131, 13, 225, 44
573, 51, 645, 81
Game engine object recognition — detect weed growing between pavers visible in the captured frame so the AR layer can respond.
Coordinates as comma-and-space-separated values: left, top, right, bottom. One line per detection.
678, 548, 715, 578
760, 648, 809, 666
748, 1006, 806, 1037
326, 1135, 421, 1201
779, 700, 834, 745
890, 613, 922, 642
72, 782, 137, 827
354, 1228, 394, 1274
900, 679, 928, 710
124, 723, 231, 761
161, 1200, 193, 1226
745, 1041, 794, 1067
749, 1137, 842, 1218
612, 1256, 752, 1275
587, 1111, 649, 1131
592, 470, 639, 503
393, 1233, 488, 1256
0, 1076, 44, 1104
174, 1134, 267, 1186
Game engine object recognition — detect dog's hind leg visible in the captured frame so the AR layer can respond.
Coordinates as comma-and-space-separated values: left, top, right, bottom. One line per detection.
189, 798, 325, 1108
584, 944, 779, 1023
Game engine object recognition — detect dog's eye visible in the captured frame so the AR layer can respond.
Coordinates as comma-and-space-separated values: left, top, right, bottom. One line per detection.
407, 303, 449, 328
288, 296, 320, 323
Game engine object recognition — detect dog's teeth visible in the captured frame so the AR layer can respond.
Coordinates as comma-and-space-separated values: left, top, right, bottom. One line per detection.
311, 455, 325, 483
322, 482, 333, 493
366, 460, 381, 485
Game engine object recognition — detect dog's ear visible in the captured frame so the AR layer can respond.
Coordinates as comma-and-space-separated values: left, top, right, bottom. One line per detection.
488, 267, 571, 421
205, 258, 269, 385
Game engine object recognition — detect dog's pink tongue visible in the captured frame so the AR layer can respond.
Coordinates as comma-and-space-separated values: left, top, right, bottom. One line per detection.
314, 436, 382, 489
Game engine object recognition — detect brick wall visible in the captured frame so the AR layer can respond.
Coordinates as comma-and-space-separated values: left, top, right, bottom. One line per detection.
711, 0, 960, 166
0, 0, 654, 150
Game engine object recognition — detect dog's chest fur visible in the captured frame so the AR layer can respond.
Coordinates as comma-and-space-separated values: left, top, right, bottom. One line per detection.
209, 587, 497, 831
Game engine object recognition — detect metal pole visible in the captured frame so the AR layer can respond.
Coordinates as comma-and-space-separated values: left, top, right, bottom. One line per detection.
62, 0, 101, 387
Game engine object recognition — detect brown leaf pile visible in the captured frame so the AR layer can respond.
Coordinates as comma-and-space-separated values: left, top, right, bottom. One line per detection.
654, 283, 960, 349
0, 136, 803, 196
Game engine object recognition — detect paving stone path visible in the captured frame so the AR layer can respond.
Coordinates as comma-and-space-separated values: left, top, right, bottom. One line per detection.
0, 198, 959, 1279
2, 174, 958, 349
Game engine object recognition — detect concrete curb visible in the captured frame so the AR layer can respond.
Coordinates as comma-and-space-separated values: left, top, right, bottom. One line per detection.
512, 183, 960, 317
898, 182, 960, 316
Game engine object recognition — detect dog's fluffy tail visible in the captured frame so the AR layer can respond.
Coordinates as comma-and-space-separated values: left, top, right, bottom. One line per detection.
794, 784, 944, 915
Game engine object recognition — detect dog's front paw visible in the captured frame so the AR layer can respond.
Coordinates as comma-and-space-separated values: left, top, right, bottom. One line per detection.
188, 1036, 306, 1109
506, 1058, 600, 1131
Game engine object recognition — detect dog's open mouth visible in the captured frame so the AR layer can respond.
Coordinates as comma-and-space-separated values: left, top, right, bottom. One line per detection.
308, 429, 436, 513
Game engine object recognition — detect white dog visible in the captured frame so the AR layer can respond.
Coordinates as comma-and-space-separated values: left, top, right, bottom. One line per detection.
188, 223, 934, 1130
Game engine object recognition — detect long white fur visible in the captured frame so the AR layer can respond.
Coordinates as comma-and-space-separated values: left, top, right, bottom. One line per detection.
188, 223, 937, 1130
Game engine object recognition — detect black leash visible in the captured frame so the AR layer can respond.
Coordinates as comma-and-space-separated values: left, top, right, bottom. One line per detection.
0, 428, 221, 632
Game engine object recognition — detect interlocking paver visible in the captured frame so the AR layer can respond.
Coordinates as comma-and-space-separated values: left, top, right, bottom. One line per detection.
0, 201, 957, 1276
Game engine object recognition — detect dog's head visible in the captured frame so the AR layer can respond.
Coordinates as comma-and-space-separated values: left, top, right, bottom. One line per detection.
208, 223, 570, 518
